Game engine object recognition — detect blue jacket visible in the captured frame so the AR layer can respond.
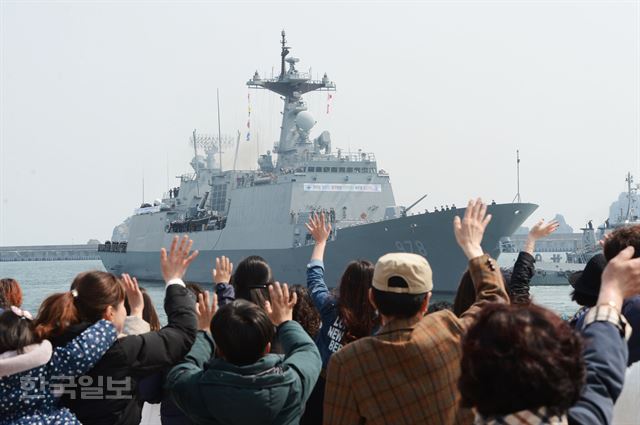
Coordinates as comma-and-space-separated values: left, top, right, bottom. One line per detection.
0, 320, 117, 425
306, 259, 346, 369
572, 296, 640, 366
568, 321, 628, 424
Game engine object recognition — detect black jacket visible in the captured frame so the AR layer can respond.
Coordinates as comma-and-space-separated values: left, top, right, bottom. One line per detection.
508, 251, 535, 303
50, 284, 197, 425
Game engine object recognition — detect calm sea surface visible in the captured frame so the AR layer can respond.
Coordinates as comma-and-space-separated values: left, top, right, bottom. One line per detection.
0, 260, 580, 324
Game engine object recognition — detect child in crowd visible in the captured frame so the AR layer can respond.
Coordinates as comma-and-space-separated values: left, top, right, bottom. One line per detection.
166, 282, 322, 425
0, 306, 116, 424
33, 235, 198, 425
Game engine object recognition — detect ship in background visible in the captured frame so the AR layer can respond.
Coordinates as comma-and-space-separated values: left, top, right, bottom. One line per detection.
499, 172, 640, 286
98, 31, 537, 293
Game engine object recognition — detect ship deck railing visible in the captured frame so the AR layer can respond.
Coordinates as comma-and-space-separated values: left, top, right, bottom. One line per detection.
98, 242, 128, 253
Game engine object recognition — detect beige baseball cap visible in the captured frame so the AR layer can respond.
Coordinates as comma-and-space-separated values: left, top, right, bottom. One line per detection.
372, 253, 433, 294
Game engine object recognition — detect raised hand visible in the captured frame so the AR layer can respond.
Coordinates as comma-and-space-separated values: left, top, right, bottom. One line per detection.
195, 290, 218, 331
122, 273, 144, 318
160, 235, 199, 283
212, 256, 233, 284
529, 219, 560, 240
598, 232, 612, 248
306, 213, 332, 244
264, 282, 298, 326
598, 246, 640, 312
524, 219, 560, 254
453, 198, 492, 260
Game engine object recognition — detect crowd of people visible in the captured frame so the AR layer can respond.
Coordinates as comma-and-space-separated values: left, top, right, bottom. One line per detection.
1, 198, 639, 425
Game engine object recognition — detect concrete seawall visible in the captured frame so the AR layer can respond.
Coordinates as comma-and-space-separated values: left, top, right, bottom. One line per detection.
0, 244, 100, 262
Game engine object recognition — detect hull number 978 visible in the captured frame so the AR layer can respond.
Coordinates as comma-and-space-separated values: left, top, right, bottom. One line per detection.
394, 240, 427, 256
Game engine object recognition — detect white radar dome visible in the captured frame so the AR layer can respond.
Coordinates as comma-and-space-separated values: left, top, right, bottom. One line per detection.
295, 111, 316, 131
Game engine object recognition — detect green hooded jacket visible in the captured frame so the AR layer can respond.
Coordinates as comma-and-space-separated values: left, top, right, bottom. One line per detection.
166, 320, 322, 425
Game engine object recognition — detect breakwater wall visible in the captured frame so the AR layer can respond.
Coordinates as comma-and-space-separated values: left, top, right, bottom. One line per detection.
0, 244, 100, 262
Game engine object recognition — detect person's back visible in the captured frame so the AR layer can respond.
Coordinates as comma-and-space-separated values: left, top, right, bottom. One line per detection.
167, 284, 321, 425
324, 199, 509, 425
35, 236, 199, 425
328, 308, 471, 424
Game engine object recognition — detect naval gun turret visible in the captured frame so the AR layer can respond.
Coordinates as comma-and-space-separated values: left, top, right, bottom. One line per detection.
247, 30, 336, 169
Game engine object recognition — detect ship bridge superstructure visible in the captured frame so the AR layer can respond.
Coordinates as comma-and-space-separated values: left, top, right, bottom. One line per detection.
248, 30, 336, 169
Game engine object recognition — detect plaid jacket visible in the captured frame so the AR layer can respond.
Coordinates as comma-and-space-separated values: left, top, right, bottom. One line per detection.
474, 407, 568, 425
324, 254, 508, 425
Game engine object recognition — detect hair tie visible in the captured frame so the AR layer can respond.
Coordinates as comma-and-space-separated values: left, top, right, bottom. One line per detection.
70, 289, 79, 298
10, 305, 33, 320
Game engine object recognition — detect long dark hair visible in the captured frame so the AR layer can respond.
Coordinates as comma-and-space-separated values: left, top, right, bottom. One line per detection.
0, 310, 40, 354
0, 278, 23, 309
337, 260, 378, 344
231, 256, 272, 310
35, 271, 125, 339
291, 285, 321, 338
125, 287, 161, 332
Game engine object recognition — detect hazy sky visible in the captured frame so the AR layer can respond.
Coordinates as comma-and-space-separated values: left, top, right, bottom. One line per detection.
1, 0, 638, 246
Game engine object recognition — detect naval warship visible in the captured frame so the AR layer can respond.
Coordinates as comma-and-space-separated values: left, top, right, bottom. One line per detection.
98, 32, 537, 293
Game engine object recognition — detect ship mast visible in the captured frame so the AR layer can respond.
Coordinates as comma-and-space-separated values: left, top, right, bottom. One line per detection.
247, 30, 336, 169
625, 171, 634, 221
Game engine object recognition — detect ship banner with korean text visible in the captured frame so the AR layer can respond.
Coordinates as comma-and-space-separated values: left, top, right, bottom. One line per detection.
303, 183, 382, 192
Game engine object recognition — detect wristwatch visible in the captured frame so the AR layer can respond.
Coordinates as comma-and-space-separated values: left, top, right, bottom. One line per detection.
583, 303, 632, 341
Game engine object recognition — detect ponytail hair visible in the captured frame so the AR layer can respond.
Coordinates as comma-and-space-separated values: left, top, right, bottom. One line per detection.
35, 271, 125, 339
232, 256, 273, 310
0, 309, 40, 354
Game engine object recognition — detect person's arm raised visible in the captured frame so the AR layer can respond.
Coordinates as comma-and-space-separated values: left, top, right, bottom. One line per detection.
453, 198, 490, 261
121, 273, 151, 335
509, 219, 558, 304
161, 235, 200, 286
195, 290, 218, 333
119, 235, 198, 376
122, 273, 144, 318
306, 212, 332, 262
265, 283, 321, 402
454, 199, 509, 326
212, 256, 235, 307
523, 219, 559, 255
568, 246, 640, 425
305, 213, 335, 315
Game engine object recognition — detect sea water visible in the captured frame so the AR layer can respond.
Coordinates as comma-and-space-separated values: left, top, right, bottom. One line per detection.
0, 260, 580, 323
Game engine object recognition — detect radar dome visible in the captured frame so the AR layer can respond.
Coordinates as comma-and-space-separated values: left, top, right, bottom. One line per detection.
295, 111, 316, 131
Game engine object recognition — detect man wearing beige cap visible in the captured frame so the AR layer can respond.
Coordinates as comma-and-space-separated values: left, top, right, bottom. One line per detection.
324, 199, 509, 425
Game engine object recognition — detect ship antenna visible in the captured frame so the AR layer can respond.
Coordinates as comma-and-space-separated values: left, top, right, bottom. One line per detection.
233, 130, 241, 171
191, 129, 200, 196
192, 129, 198, 161
512, 149, 522, 203
626, 172, 633, 220
279, 29, 289, 80
217, 89, 223, 171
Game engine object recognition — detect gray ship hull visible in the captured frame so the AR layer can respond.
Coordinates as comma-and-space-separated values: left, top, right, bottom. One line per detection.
99, 203, 537, 293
